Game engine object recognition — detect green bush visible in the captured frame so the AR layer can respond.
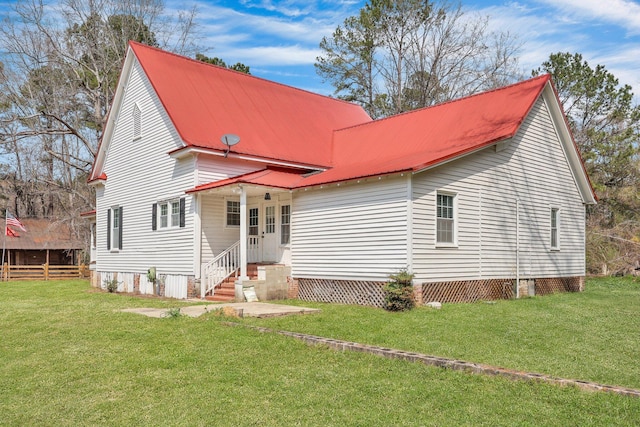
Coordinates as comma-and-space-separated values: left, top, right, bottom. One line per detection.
383, 270, 415, 311
103, 278, 118, 293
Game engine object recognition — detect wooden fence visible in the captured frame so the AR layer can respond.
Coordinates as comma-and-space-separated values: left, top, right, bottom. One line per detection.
1, 263, 90, 281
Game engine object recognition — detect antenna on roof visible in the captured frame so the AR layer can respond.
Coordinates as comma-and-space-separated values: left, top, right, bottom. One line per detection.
220, 134, 240, 158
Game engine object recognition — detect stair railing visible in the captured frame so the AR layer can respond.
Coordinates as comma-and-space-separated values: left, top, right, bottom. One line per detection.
202, 240, 240, 298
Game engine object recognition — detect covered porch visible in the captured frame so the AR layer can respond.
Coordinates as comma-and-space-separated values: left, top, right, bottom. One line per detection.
191, 179, 294, 301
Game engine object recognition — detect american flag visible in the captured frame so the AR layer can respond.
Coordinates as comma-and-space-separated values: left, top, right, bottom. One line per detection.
5, 210, 26, 232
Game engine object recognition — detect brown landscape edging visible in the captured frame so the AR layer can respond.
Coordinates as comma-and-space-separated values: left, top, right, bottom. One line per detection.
228, 323, 640, 398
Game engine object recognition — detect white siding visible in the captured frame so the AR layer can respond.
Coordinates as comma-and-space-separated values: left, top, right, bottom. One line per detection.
96, 59, 195, 277
291, 176, 409, 281
196, 156, 261, 185
412, 96, 586, 283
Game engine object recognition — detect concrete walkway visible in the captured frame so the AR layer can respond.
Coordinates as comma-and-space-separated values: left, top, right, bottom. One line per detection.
121, 302, 320, 318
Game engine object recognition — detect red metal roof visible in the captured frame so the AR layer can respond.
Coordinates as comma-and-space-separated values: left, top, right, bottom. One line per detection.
187, 168, 306, 193
186, 75, 561, 192
118, 44, 592, 200
299, 75, 551, 187
130, 42, 372, 168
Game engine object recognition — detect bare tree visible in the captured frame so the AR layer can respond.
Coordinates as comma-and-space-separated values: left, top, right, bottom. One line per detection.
0, 0, 199, 227
316, 0, 523, 117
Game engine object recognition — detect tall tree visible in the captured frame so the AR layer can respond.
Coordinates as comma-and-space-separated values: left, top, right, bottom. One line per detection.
195, 53, 251, 74
316, 0, 521, 118
0, 0, 198, 225
534, 53, 640, 274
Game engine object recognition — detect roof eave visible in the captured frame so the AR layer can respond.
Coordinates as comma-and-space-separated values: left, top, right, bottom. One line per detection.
168, 145, 329, 171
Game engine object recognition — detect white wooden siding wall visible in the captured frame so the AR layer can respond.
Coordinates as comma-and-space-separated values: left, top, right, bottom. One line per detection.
200, 196, 243, 262
291, 177, 409, 281
196, 156, 261, 185
96, 59, 195, 277
412, 96, 586, 283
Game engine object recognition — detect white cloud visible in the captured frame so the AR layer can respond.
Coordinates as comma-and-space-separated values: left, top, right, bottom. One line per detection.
216, 44, 322, 66
536, 0, 640, 35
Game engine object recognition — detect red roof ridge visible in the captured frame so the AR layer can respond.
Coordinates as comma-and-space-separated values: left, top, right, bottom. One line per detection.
129, 41, 364, 109
334, 74, 551, 134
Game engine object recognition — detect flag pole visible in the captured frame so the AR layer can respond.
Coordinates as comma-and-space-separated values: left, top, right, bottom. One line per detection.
2, 211, 6, 281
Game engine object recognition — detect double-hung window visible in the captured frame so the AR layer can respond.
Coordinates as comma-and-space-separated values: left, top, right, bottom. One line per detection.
107, 206, 123, 250
160, 203, 169, 228
281, 205, 290, 245
171, 201, 180, 227
226, 200, 240, 227
152, 198, 186, 230
436, 193, 455, 245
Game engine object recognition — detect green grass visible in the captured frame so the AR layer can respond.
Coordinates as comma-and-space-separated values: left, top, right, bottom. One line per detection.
246, 276, 640, 390
0, 279, 639, 426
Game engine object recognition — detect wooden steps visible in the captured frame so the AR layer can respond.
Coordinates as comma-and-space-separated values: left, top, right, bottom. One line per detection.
204, 264, 259, 302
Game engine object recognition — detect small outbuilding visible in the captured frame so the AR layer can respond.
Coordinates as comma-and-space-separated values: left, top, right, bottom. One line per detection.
1, 218, 85, 280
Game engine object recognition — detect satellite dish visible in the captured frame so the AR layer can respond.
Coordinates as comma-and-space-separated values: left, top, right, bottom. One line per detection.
220, 133, 240, 157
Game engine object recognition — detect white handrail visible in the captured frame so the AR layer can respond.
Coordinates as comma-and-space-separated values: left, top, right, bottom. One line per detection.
202, 240, 240, 298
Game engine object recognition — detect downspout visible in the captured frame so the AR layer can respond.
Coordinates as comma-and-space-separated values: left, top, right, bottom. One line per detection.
516, 198, 520, 299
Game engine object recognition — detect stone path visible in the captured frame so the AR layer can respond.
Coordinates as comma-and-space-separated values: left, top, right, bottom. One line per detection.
232, 323, 640, 399
121, 302, 320, 318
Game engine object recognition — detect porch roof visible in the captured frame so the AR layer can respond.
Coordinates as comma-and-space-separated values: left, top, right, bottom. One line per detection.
187, 168, 306, 194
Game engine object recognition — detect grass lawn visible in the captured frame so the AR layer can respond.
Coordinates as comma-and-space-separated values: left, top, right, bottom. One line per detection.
0, 278, 638, 426
247, 276, 640, 391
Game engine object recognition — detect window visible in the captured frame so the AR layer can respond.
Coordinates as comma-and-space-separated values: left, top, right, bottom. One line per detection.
281, 205, 290, 245
265, 206, 275, 234
226, 200, 240, 227
153, 198, 186, 230
436, 193, 455, 245
160, 203, 168, 228
107, 206, 122, 250
249, 208, 259, 235
171, 201, 180, 227
132, 104, 141, 139
551, 208, 560, 250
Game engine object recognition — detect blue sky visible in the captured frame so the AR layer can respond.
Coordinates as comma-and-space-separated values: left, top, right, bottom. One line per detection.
0, 0, 638, 99
179, 0, 640, 99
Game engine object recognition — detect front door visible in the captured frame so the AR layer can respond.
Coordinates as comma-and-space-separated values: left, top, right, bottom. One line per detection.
262, 204, 277, 262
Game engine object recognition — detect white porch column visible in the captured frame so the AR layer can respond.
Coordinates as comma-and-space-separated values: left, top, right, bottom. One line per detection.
237, 185, 249, 300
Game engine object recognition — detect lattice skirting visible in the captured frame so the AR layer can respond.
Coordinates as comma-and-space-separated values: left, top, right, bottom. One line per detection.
535, 276, 584, 295
297, 278, 386, 307
422, 276, 584, 304
422, 279, 515, 304
296, 276, 584, 307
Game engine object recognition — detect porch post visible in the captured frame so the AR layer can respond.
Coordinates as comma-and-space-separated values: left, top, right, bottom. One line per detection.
237, 185, 249, 298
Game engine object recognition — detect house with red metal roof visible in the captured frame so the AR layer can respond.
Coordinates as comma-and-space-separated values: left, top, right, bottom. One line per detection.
87, 42, 595, 304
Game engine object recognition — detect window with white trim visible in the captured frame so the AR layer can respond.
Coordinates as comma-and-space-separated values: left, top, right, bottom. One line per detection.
133, 104, 141, 139
436, 193, 455, 245
226, 200, 240, 227
551, 208, 560, 250
153, 198, 185, 230
107, 206, 122, 250
171, 201, 180, 227
160, 203, 169, 228
281, 205, 290, 244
